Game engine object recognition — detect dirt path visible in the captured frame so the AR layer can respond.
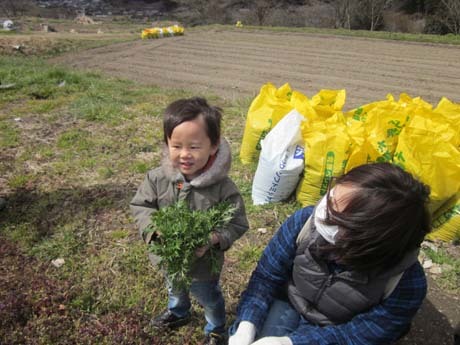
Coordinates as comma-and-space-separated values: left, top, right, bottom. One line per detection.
52, 28, 460, 109
397, 276, 459, 344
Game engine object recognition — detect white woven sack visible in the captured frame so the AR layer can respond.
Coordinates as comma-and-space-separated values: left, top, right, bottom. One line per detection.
252, 109, 305, 205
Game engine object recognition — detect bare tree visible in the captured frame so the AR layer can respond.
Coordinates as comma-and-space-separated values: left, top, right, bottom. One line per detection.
439, 0, 460, 34
358, 0, 393, 31
0, 0, 30, 17
254, 0, 276, 25
334, 0, 357, 29
175, 0, 228, 24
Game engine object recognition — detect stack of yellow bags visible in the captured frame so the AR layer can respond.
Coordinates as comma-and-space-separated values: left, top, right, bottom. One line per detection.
141, 25, 184, 39
240, 83, 460, 242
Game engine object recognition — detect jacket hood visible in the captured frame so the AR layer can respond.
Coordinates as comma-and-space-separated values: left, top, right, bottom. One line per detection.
161, 137, 232, 188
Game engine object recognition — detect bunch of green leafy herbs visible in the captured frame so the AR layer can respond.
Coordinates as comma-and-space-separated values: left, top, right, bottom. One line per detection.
144, 201, 236, 288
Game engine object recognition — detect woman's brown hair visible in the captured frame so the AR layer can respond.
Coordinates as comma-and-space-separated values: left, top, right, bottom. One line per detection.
322, 163, 431, 272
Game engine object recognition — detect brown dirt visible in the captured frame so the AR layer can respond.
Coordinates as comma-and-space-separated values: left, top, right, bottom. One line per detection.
51, 27, 460, 109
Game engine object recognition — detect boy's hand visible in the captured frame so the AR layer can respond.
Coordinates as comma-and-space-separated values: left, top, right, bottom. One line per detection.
195, 232, 220, 257
195, 244, 210, 258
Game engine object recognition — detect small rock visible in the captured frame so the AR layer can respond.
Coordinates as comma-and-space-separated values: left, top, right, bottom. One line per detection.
257, 228, 267, 234
0, 83, 16, 89
429, 265, 443, 275
423, 259, 433, 269
51, 258, 65, 268
422, 241, 438, 252
3, 20, 14, 31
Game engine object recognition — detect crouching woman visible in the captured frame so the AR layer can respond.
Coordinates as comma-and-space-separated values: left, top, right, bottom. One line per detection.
229, 162, 431, 345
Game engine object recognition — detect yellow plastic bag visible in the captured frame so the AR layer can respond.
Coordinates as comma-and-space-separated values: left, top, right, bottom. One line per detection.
290, 90, 317, 121
296, 112, 352, 206
239, 83, 294, 164
434, 97, 460, 125
344, 94, 412, 172
142, 28, 159, 39
310, 89, 346, 119
393, 109, 460, 214
397, 93, 433, 111
141, 25, 184, 39
426, 192, 460, 242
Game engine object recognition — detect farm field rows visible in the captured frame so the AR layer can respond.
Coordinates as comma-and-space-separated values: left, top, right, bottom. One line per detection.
54, 27, 460, 109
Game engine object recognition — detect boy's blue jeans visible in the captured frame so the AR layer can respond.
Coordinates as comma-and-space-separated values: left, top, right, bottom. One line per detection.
167, 278, 226, 335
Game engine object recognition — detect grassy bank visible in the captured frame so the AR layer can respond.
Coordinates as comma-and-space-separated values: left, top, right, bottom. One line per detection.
199, 24, 460, 46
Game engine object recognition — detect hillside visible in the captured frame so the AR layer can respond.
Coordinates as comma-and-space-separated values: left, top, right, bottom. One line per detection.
2, 0, 458, 34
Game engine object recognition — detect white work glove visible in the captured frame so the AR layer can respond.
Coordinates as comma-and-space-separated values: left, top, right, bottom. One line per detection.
251, 336, 293, 345
228, 321, 257, 345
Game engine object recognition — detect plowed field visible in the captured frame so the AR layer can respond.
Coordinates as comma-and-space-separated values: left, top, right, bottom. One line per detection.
53, 28, 460, 109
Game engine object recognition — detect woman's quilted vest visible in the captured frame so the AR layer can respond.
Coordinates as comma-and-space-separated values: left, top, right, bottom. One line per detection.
287, 214, 419, 326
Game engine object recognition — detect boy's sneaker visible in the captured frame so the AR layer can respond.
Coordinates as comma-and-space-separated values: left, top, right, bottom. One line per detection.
150, 309, 191, 329
203, 332, 226, 345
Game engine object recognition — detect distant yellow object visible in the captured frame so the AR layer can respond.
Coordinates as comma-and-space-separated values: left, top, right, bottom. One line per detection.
236, 21, 243, 28
141, 25, 184, 39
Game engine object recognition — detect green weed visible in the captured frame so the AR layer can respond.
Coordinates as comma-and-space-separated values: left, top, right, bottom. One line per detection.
424, 247, 457, 266
29, 223, 87, 261
8, 174, 32, 189
423, 247, 460, 293
38, 146, 55, 159
69, 244, 156, 314
2, 223, 40, 249
110, 229, 130, 240
56, 128, 90, 149
237, 245, 264, 270
132, 161, 150, 174
0, 121, 19, 148
98, 166, 115, 179
28, 98, 68, 113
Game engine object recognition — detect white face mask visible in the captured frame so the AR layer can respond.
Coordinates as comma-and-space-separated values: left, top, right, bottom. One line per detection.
314, 190, 339, 244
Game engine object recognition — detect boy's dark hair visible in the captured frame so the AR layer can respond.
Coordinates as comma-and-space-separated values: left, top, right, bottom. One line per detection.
163, 97, 222, 146
322, 163, 431, 272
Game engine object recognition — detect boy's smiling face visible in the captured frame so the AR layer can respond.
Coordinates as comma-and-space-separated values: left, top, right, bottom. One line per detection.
167, 115, 218, 180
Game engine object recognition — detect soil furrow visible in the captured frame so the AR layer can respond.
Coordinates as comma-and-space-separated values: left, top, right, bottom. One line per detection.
55, 29, 460, 108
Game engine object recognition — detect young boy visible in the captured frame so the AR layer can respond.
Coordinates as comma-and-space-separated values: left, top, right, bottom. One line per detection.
130, 97, 249, 345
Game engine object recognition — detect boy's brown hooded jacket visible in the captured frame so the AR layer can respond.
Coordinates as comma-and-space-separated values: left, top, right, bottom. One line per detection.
130, 138, 249, 280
